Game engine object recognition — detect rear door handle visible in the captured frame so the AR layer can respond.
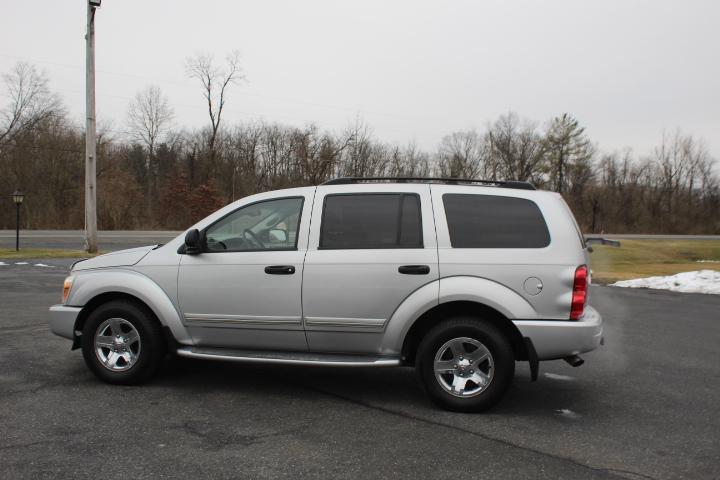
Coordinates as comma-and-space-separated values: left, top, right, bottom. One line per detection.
398, 265, 430, 275
264, 265, 296, 275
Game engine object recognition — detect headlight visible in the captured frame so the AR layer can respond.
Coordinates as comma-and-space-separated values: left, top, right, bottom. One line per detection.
62, 276, 74, 304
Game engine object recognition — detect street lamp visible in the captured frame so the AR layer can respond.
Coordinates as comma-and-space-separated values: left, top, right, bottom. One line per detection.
12, 190, 24, 251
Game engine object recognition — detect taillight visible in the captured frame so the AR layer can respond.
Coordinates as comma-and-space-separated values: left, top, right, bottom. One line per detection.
570, 265, 588, 320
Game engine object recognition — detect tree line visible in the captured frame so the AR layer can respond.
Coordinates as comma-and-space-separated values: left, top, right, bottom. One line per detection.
1, 58, 718, 234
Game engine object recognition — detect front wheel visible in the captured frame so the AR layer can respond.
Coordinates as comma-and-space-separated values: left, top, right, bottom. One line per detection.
81, 300, 166, 385
416, 317, 515, 412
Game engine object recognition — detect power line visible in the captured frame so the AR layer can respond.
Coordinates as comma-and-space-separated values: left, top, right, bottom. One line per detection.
0, 52, 409, 120
45, 86, 429, 138
0, 52, 441, 140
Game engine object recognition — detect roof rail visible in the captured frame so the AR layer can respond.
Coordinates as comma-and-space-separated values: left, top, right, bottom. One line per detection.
319, 177, 536, 191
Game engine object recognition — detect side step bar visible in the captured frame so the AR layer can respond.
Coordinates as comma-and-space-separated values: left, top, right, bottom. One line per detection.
177, 347, 402, 367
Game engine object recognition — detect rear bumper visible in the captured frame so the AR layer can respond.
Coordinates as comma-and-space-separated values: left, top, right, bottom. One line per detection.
513, 306, 603, 361
48, 304, 81, 340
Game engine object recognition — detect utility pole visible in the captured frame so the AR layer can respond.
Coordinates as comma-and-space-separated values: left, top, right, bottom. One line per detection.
84, 0, 101, 253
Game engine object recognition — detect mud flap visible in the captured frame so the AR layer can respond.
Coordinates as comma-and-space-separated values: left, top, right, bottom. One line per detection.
523, 337, 539, 382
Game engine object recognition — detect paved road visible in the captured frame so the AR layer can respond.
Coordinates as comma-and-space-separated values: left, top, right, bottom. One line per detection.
590, 234, 720, 240
2, 230, 718, 252
0, 230, 181, 250
1, 260, 718, 479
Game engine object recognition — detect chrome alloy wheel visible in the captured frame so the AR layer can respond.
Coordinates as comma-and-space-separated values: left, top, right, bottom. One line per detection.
433, 337, 494, 397
94, 318, 141, 372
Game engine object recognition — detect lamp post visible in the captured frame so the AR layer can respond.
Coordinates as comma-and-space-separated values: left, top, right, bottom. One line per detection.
12, 190, 24, 251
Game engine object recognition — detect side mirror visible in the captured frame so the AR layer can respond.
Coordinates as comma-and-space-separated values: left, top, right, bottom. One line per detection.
268, 228, 288, 244
184, 229, 202, 254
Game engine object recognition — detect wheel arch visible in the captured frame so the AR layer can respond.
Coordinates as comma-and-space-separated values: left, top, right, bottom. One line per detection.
67, 269, 192, 348
382, 276, 536, 361
71, 292, 178, 351
400, 301, 529, 366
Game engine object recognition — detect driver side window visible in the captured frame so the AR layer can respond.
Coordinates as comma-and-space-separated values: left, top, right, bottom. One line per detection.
205, 197, 304, 252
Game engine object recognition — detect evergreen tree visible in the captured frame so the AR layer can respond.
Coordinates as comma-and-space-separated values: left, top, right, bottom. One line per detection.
544, 114, 593, 193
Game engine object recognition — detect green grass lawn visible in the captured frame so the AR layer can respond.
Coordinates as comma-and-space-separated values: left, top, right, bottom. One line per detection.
0, 248, 101, 259
589, 240, 720, 284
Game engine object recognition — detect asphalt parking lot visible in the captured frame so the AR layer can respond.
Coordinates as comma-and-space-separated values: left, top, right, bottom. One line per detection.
1, 259, 718, 479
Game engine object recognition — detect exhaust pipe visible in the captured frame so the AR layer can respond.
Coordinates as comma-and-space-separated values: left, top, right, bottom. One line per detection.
563, 355, 584, 367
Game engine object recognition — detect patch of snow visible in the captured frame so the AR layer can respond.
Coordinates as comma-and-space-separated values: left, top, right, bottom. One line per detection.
696, 260, 720, 263
0, 261, 8, 266
14, 261, 29, 265
34, 263, 53, 268
556, 409, 580, 419
544, 373, 575, 381
611, 270, 720, 295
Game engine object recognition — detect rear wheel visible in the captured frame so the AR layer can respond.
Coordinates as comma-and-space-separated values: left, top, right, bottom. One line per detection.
416, 317, 515, 412
81, 300, 166, 385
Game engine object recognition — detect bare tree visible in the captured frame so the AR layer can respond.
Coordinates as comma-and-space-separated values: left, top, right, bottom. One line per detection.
487, 113, 546, 183
292, 124, 351, 185
2, 60, 719, 234
127, 85, 174, 158
126, 86, 174, 220
652, 130, 714, 219
185, 51, 245, 167
387, 142, 430, 177
341, 118, 385, 177
0, 62, 62, 149
436, 130, 486, 178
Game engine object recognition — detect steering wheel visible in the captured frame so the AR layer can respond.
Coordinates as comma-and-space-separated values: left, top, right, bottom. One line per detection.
207, 238, 227, 250
243, 229, 265, 249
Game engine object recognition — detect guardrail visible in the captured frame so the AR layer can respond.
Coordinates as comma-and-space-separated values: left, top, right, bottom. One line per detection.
585, 237, 622, 248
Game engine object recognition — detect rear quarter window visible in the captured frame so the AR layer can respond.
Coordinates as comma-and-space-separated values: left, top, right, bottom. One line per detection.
443, 193, 550, 248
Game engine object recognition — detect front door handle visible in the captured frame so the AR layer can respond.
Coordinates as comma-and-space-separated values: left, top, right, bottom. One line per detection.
264, 265, 296, 275
398, 265, 430, 275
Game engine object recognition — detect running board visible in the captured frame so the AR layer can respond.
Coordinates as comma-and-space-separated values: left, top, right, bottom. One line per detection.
176, 347, 402, 367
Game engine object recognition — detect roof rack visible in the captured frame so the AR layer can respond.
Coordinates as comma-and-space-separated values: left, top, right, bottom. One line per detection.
320, 177, 536, 191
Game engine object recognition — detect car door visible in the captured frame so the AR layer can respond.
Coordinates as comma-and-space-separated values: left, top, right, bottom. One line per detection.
302, 183, 439, 354
177, 191, 314, 350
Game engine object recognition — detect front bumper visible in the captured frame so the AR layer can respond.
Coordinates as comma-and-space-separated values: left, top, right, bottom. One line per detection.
513, 306, 603, 361
48, 304, 82, 340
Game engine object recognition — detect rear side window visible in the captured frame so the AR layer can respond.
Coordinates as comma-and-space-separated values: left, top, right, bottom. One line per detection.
320, 194, 422, 249
443, 194, 550, 248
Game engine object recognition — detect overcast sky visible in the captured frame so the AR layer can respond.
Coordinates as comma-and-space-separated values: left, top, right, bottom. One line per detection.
1, 0, 718, 158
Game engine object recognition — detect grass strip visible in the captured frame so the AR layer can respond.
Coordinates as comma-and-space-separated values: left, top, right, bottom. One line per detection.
590, 240, 720, 283
0, 248, 101, 259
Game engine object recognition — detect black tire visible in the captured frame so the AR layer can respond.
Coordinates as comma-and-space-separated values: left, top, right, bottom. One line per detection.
416, 317, 515, 412
81, 299, 166, 385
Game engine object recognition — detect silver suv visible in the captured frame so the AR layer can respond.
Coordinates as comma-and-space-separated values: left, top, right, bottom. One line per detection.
49, 177, 603, 412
